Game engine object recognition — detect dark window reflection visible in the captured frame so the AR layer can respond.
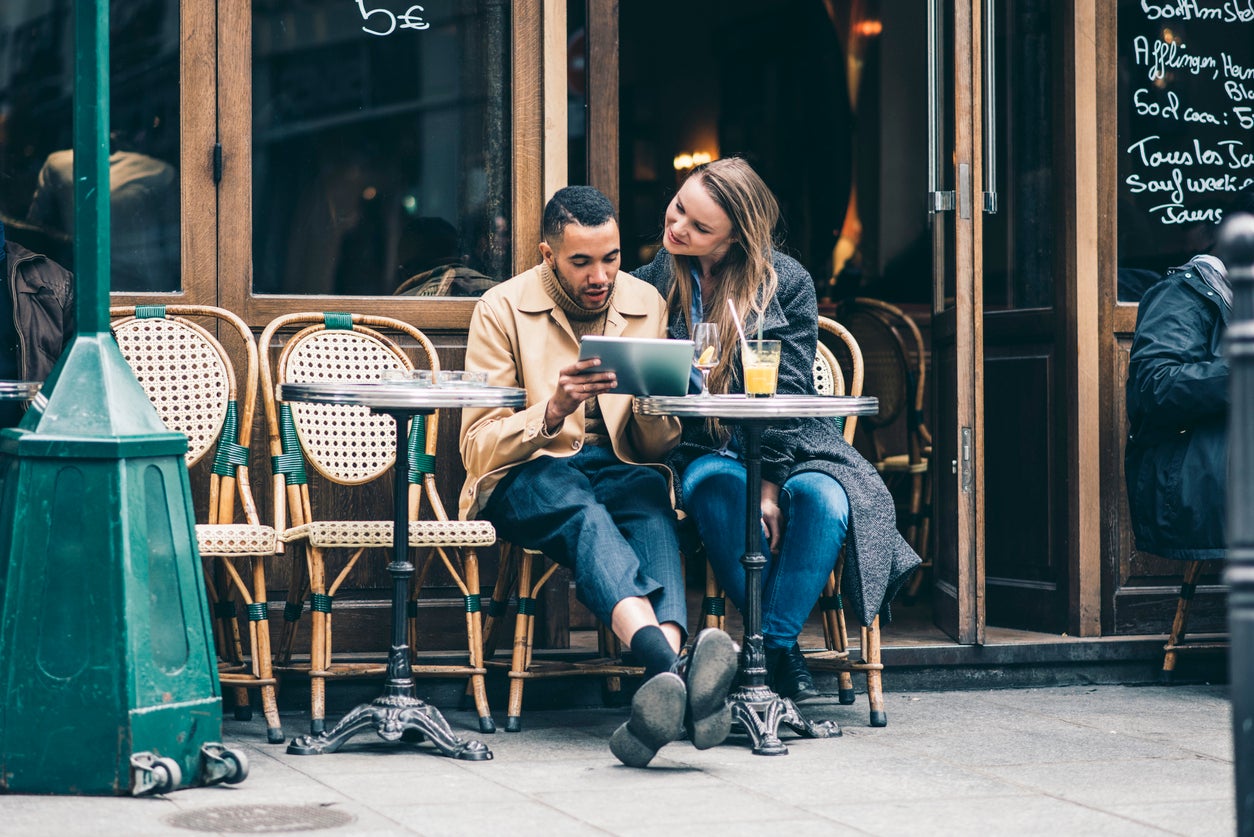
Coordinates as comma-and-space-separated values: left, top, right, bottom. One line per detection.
982, 0, 1055, 312
251, 0, 511, 297
0, 0, 182, 293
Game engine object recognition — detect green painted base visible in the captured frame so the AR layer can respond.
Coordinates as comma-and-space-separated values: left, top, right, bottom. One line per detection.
0, 336, 227, 795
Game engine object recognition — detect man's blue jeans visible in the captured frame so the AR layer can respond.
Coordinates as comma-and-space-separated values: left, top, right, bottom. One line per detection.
481, 445, 686, 630
682, 453, 849, 647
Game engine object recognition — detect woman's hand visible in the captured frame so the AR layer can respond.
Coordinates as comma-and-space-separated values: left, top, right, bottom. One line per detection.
544, 358, 616, 433
761, 479, 784, 555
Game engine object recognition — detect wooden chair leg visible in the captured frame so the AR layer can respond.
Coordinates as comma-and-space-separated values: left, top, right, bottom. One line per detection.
482, 544, 518, 660
506, 552, 535, 732
463, 546, 495, 733
703, 560, 726, 632
820, 568, 857, 705
902, 469, 932, 600
599, 622, 624, 702
246, 556, 284, 744
1163, 560, 1205, 682
863, 617, 886, 727
276, 544, 309, 665
308, 547, 328, 735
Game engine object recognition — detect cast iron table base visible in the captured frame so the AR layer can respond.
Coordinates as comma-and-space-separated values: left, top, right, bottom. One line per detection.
635, 394, 877, 755
277, 386, 524, 761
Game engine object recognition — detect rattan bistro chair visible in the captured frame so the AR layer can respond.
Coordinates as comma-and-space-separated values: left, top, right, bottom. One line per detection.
836, 298, 933, 598
699, 316, 889, 726
259, 312, 499, 734
478, 543, 640, 732
1162, 560, 1228, 681
111, 304, 284, 743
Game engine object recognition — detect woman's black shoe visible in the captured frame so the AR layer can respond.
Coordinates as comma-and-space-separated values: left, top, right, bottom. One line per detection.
766, 643, 821, 703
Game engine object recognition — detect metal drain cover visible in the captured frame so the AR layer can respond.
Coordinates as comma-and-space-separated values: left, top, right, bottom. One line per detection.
166, 804, 355, 833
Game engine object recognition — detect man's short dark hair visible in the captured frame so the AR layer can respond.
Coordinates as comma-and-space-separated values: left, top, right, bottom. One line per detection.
542, 186, 617, 243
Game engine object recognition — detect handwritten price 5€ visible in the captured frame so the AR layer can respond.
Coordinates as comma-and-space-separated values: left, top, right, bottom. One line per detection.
356, 0, 429, 36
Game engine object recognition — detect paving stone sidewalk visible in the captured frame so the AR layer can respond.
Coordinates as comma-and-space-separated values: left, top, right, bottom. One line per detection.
0, 683, 1233, 836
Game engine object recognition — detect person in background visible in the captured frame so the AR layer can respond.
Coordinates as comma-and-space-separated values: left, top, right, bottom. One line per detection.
459, 186, 738, 767
393, 215, 496, 297
26, 129, 178, 293
0, 218, 75, 428
1122, 193, 1254, 562
632, 156, 919, 703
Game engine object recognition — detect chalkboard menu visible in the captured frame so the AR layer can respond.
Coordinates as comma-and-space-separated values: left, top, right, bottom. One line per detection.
1118, 0, 1254, 297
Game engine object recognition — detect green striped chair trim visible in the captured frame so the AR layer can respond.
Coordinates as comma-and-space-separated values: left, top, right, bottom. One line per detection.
212, 401, 250, 477
819, 595, 842, 611
273, 403, 309, 485
323, 312, 353, 330
407, 414, 436, 482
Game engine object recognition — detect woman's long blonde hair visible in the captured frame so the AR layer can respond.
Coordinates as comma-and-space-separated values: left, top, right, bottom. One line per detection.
666, 157, 780, 397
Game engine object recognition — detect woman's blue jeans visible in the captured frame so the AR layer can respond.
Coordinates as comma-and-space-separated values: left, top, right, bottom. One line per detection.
682, 453, 849, 648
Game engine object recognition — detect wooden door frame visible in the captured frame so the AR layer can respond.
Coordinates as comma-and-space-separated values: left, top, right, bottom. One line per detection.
1059, 0, 1102, 637
932, 0, 984, 644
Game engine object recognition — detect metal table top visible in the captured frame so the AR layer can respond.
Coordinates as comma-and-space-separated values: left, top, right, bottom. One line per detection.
635, 393, 878, 420
0, 380, 41, 401
278, 380, 526, 411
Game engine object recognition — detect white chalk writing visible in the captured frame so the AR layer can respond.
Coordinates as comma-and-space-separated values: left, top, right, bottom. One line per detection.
1123, 1, 1254, 228
356, 1, 429, 36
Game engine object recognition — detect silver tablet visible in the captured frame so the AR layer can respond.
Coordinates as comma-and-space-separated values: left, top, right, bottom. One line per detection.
577, 335, 694, 396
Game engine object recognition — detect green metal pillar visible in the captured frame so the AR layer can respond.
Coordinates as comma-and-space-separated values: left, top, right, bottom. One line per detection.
0, 0, 246, 795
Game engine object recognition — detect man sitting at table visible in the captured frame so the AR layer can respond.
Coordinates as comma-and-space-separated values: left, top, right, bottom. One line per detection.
459, 185, 738, 768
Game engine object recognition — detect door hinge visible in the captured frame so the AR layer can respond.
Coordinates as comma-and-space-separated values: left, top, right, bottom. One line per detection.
213, 143, 223, 184
961, 426, 973, 493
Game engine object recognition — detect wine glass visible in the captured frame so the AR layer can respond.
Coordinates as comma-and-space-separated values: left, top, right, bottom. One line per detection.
692, 322, 720, 397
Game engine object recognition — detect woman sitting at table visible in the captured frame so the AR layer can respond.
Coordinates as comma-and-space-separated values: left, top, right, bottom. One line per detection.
631, 156, 920, 701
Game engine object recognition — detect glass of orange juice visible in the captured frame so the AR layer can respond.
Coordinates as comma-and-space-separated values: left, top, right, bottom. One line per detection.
742, 339, 781, 397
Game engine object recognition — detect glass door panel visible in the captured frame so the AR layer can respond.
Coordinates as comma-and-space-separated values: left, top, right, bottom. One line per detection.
250, 0, 511, 298
0, 0, 182, 294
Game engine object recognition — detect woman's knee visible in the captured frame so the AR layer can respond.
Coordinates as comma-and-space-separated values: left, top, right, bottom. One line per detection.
784, 472, 850, 527
681, 456, 746, 510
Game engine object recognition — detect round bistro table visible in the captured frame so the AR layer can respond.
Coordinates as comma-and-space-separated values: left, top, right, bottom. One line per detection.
635, 393, 879, 756
278, 381, 525, 760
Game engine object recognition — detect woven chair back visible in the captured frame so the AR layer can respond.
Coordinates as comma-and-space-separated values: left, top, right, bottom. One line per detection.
836, 305, 908, 431
813, 343, 839, 396
112, 311, 235, 466
280, 326, 412, 485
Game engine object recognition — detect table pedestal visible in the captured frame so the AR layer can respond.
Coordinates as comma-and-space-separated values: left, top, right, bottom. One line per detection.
726, 421, 840, 756
287, 407, 491, 760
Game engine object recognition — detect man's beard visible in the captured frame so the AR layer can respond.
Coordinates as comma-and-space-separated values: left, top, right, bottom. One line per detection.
554, 263, 614, 310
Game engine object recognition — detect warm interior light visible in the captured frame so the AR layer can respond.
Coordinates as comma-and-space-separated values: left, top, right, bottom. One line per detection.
853, 19, 882, 37
673, 151, 716, 171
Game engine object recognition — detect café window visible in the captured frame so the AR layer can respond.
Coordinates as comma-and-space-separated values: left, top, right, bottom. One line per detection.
251, 0, 511, 297
0, 0, 182, 294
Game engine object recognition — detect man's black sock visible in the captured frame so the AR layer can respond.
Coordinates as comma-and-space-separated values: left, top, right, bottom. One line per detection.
630, 625, 678, 680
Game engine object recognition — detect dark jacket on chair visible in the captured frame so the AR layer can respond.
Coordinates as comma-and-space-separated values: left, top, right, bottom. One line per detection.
633, 247, 921, 626
1125, 256, 1229, 561
7, 240, 75, 383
